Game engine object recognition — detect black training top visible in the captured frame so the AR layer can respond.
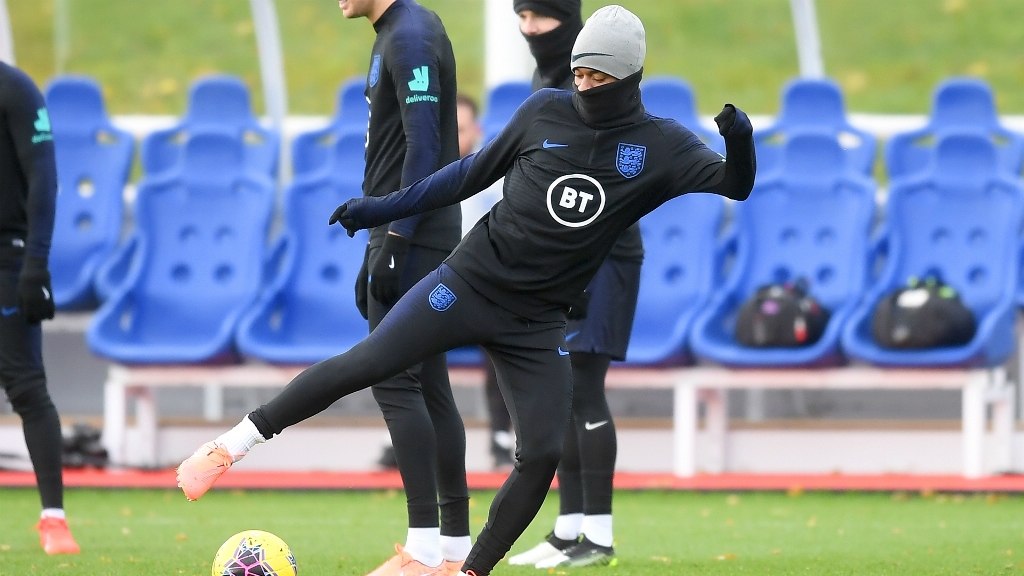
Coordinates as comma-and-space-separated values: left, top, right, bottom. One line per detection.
363, 0, 461, 250
525, 32, 644, 263
345, 74, 755, 322
0, 62, 57, 267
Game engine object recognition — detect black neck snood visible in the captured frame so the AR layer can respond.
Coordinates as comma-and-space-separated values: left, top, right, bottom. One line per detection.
524, 18, 583, 90
572, 69, 646, 129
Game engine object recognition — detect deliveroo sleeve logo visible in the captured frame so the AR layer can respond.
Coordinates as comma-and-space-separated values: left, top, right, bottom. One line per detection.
405, 66, 438, 104
32, 108, 53, 144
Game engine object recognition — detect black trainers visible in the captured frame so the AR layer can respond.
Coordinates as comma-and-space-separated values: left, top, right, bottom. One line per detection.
534, 535, 616, 568
507, 532, 577, 566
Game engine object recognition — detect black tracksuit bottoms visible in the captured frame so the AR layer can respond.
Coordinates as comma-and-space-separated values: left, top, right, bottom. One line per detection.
250, 263, 572, 575
0, 265, 63, 510
366, 243, 470, 534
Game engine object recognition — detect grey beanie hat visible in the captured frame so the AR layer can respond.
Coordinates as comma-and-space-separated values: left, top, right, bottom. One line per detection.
570, 5, 646, 80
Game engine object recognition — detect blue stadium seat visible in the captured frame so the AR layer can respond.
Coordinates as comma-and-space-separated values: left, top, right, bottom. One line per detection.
641, 77, 724, 154
292, 77, 368, 176
87, 133, 275, 363
45, 76, 133, 309
140, 75, 279, 177
843, 134, 1023, 367
754, 78, 876, 176
236, 134, 370, 363
621, 193, 726, 365
689, 133, 876, 366
481, 81, 531, 142
885, 78, 1024, 180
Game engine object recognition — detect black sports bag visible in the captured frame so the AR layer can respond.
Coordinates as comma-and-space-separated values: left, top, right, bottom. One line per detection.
871, 276, 976, 349
735, 279, 831, 347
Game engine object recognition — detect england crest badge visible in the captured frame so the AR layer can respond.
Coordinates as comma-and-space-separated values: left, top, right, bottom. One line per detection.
369, 54, 382, 87
616, 143, 646, 179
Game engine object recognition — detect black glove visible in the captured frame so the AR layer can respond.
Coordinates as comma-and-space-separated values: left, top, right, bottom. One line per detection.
329, 201, 360, 238
714, 104, 737, 136
17, 256, 55, 324
355, 246, 369, 320
566, 290, 590, 320
369, 233, 411, 307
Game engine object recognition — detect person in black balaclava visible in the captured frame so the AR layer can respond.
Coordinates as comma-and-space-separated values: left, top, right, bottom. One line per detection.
507, 0, 644, 567
178, 6, 755, 576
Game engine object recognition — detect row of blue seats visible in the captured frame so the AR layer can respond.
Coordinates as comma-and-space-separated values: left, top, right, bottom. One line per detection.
46, 73, 1024, 365
80, 122, 1022, 369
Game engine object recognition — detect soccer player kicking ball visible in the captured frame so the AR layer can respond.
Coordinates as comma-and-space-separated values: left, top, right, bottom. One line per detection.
178, 6, 755, 576
0, 62, 79, 555
508, 0, 643, 567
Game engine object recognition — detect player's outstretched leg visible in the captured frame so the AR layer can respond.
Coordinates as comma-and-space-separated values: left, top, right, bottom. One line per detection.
177, 265, 486, 501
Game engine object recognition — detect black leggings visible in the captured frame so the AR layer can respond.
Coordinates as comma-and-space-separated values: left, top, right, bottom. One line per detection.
0, 266, 63, 510
557, 353, 616, 516
250, 264, 572, 575
366, 244, 468, 534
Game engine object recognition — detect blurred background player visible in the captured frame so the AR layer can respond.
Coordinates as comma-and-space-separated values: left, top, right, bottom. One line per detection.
507, 0, 644, 568
451, 92, 517, 470
0, 61, 79, 555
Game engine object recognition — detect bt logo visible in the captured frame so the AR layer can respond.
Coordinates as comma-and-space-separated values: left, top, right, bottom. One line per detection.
546, 174, 606, 228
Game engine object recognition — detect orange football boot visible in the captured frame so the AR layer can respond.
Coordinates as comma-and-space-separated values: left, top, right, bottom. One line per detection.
35, 517, 80, 554
176, 441, 235, 501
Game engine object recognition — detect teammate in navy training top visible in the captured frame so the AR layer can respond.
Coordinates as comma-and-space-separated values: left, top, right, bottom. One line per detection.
0, 61, 81, 554
345, 0, 470, 573
179, 6, 754, 576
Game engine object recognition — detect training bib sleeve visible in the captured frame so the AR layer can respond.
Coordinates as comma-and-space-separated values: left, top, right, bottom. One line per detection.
385, 31, 444, 239
5, 72, 57, 261
343, 91, 549, 230
656, 106, 755, 207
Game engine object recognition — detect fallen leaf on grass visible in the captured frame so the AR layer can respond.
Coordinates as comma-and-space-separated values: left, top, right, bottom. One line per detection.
175, 534, 187, 541
715, 554, 736, 560
651, 556, 671, 563
787, 485, 803, 497
770, 549, 781, 555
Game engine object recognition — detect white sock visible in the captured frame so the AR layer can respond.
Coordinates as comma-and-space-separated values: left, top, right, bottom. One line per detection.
553, 513, 583, 541
580, 514, 613, 547
404, 527, 442, 567
215, 416, 265, 462
41, 508, 65, 520
440, 535, 472, 562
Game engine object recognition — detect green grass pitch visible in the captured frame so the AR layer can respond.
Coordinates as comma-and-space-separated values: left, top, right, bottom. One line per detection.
2, 488, 1024, 575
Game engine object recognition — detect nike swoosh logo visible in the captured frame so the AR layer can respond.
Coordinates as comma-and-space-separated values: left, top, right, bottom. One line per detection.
1, 307, 17, 317
42, 287, 50, 300
566, 331, 580, 341
557, 347, 570, 356
571, 52, 613, 62
542, 139, 568, 149
585, 420, 608, 430
388, 256, 395, 269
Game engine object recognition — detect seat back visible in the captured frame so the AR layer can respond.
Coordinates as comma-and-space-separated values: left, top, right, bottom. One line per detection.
141, 75, 278, 177
45, 76, 134, 307
885, 134, 1023, 315
734, 133, 875, 312
336, 77, 369, 132
125, 133, 274, 340
885, 78, 1024, 180
243, 134, 368, 356
292, 78, 368, 176
481, 81, 532, 142
755, 78, 876, 176
626, 193, 724, 362
642, 77, 724, 154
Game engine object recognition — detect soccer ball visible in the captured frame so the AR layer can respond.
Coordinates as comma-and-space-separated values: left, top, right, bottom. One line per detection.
211, 530, 297, 576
